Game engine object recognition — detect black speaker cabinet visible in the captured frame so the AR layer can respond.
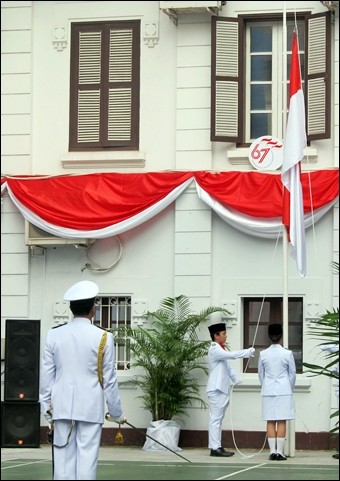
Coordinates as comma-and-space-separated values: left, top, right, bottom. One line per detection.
1, 402, 40, 448
4, 319, 41, 402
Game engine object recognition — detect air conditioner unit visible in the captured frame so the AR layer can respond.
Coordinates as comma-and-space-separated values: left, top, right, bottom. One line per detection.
160, 1, 223, 13
24, 221, 94, 247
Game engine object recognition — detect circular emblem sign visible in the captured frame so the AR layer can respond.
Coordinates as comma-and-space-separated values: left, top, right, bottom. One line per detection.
249, 136, 283, 171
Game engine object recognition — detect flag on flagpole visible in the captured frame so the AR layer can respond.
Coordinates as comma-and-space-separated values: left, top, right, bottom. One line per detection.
281, 30, 307, 278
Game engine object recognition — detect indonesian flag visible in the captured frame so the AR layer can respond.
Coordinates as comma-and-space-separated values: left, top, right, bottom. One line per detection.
281, 31, 307, 278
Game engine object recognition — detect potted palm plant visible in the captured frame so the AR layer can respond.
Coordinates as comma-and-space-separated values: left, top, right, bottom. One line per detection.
113, 295, 230, 451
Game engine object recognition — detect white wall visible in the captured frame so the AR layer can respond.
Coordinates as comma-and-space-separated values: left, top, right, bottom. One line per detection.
1, 0, 339, 438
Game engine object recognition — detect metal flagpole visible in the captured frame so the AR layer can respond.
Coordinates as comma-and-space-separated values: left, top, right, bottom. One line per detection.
282, 0, 295, 458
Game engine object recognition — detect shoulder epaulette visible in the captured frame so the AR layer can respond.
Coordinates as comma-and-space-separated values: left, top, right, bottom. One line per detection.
52, 323, 67, 329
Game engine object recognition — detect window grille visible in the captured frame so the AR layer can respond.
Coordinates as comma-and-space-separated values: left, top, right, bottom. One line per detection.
93, 296, 131, 370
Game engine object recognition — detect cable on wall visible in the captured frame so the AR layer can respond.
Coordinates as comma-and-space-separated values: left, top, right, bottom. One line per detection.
81, 236, 123, 273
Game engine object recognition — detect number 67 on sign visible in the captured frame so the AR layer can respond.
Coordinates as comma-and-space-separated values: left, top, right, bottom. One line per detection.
249, 136, 283, 171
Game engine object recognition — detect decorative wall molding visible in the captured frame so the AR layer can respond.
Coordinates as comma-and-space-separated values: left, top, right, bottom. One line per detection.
144, 22, 159, 47
305, 302, 322, 327
52, 26, 67, 51
222, 301, 237, 327
132, 299, 148, 325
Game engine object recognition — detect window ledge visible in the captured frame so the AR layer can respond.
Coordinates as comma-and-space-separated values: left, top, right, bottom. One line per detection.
61, 151, 146, 169
228, 146, 318, 166
233, 376, 312, 392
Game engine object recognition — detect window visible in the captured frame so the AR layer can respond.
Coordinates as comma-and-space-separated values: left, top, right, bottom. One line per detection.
69, 21, 140, 152
211, 12, 331, 144
243, 297, 303, 373
93, 295, 131, 370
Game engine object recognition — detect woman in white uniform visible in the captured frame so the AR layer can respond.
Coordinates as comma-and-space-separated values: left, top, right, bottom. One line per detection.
258, 323, 296, 461
40, 280, 126, 480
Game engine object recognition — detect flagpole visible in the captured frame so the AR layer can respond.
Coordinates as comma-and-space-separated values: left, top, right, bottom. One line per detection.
282, 0, 295, 458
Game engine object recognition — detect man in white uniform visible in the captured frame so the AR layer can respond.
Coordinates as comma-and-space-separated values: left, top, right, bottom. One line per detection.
40, 280, 125, 480
206, 322, 255, 457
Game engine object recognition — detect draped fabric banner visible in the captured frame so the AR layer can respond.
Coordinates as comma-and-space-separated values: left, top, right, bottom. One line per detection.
1, 170, 339, 239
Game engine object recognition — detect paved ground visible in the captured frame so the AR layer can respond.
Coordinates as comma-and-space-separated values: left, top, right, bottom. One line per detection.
1, 444, 339, 480
2, 444, 338, 464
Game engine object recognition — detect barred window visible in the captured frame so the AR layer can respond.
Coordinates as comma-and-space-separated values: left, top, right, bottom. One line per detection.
93, 296, 131, 370
243, 297, 303, 373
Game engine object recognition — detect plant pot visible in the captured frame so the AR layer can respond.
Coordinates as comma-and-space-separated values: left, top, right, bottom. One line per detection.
142, 420, 182, 452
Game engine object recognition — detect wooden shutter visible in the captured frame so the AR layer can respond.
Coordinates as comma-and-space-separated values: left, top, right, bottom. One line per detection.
69, 21, 140, 151
305, 12, 331, 141
211, 16, 242, 143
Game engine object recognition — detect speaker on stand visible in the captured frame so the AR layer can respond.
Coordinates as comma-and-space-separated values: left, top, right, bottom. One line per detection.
1, 319, 41, 448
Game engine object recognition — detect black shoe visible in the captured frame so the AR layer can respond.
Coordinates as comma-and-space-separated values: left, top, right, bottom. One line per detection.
269, 453, 277, 460
275, 453, 287, 461
220, 447, 235, 456
210, 448, 234, 457
332, 453, 339, 459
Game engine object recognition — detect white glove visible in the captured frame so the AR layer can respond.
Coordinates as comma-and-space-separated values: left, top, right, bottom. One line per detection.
44, 411, 53, 424
233, 378, 243, 385
248, 347, 255, 357
105, 413, 126, 424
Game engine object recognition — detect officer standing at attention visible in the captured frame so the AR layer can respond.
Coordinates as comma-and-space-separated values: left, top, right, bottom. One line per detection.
40, 280, 126, 480
206, 322, 255, 457
258, 323, 296, 461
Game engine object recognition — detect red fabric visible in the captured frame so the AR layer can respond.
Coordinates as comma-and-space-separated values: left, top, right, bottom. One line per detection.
3, 172, 193, 230
194, 170, 338, 217
281, 31, 307, 277
1, 170, 338, 231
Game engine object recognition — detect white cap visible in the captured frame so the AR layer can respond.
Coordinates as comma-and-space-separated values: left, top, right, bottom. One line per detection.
64, 280, 99, 301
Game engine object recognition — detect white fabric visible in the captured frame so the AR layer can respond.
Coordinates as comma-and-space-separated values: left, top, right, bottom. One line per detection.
63, 280, 99, 301
281, 32, 307, 277
206, 343, 253, 395
195, 182, 337, 239
206, 343, 253, 450
40, 317, 123, 422
258, 344, 296, 421
268, 437, 276, 454
258, 344, 296, 396
6, 178, 193, 239
53, 420, 101, 480
142, 420, 182, 452
261, 394, 296, 421
207, 390, 229, 450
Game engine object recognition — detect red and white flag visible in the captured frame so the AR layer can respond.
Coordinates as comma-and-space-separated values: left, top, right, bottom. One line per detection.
281, 31, 307, 278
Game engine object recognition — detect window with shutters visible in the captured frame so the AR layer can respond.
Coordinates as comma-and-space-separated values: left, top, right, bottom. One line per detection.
243, 297, 303, 374
69, 21, 140, 152
211, 12, 331, 145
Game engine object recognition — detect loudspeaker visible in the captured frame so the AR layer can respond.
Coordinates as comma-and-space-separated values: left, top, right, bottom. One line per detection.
4, 319, 41, 402
1, 402, 40, 448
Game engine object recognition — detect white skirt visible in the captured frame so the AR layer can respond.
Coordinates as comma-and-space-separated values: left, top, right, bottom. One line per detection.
261, 395, 295, 420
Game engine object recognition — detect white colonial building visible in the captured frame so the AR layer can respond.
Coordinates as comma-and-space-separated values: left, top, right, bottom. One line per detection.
1, 1, 339, 451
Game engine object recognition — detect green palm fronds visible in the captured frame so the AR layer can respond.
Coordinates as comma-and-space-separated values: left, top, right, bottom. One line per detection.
303, 262, 339, 434
111, 295, 230, 421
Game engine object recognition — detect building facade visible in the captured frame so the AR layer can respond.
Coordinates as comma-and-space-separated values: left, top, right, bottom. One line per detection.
1, 1, 339, 449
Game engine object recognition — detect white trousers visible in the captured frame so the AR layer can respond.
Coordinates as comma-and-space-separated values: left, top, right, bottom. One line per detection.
207, 391, 229, 450
53, 420, 102, 480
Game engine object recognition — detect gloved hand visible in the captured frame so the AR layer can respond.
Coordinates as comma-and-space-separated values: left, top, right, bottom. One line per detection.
105, 413, 127, 424
233, 378, 243, 385
248, 347, 255, 357
44, 410, 53, 424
